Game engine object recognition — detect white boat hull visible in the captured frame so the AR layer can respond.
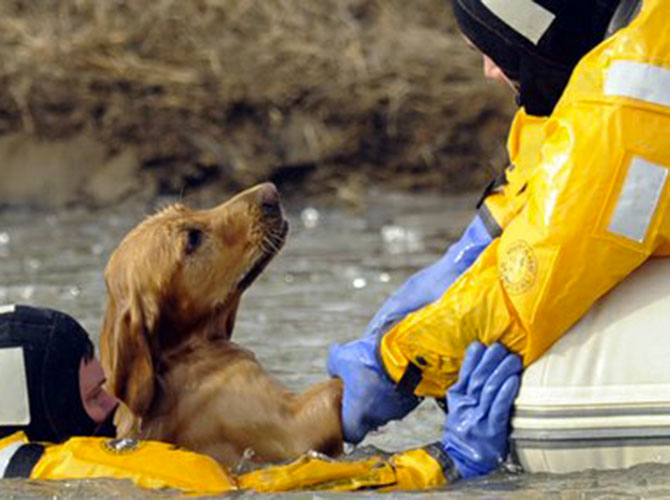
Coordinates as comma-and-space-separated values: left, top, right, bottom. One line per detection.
512, 257, 670, 473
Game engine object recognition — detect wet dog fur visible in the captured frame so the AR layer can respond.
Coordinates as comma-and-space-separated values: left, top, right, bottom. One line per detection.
100, 183, 343, 468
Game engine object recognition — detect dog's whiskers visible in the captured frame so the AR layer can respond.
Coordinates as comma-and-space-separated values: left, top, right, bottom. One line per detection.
261, 233, 283, 254
260, 238, 275, 254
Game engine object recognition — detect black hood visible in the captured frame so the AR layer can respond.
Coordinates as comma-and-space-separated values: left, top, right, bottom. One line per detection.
453, 0, 621, 115
0, 305, 114, 443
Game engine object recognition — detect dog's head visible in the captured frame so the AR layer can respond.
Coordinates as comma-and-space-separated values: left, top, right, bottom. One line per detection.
100, 183, 288, 417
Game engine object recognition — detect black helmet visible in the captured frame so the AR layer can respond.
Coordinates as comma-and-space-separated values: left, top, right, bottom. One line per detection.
452, 0, 624, 115
0, 305, 115, 442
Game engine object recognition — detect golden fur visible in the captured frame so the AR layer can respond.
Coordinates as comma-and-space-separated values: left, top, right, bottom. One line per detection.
100, 183, 343, 468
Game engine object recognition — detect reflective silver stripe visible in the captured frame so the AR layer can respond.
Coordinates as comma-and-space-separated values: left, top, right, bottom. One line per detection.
513, 424, 670, 450
513, 426, 670, 442
0, 304, 15, 315
0, 347, 30, 426
514, 437, 670, 450
516, 405, 670, 419
605, 60, 670, 108
608, 156, 668, 243
0, 441, 24, 478
481, 0, 555, 45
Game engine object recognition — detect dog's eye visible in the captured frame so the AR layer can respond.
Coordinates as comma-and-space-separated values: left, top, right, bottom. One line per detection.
185, 228, 203, 255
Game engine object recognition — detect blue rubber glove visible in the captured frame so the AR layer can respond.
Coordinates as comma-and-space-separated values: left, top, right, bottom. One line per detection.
327, 334, 420, 444
328, 214, 493, 444
364, 214, 493, 339
442, 342, 522, 479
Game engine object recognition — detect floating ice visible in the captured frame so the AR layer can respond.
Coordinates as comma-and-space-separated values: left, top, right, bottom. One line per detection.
352, 277, 367, 289
381, 225, 423, 254
301, 207, 320, 228
21, 286, 34, 300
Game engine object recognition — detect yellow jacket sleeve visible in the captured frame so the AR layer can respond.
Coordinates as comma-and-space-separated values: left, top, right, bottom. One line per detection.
482, 109, 548, 231
381, 0, 670, 397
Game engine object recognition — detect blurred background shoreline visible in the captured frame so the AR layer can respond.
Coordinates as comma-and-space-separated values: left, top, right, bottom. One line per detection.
0, 0, 514, 210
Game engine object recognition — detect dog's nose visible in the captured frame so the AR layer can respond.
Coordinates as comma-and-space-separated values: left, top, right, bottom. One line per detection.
258, 183, 282, 218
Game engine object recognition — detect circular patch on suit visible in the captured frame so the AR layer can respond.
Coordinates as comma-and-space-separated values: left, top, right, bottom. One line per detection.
499, 240, 537, 295
100, 437, 144, 455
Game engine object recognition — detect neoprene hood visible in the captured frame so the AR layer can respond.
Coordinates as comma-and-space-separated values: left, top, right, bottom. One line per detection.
0, 305, 115, 442
452, 0, 621, 115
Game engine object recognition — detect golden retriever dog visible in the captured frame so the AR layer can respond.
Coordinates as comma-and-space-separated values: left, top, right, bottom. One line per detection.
100, 183, 343, 468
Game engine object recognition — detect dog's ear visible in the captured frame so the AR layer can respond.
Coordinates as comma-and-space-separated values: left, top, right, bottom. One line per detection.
101, 284, 159, 417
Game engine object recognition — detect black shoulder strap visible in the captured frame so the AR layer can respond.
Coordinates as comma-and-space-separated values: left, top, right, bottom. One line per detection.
4, 443, 45, 478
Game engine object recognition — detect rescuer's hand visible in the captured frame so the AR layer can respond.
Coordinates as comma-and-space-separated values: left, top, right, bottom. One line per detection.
441, 342, 521, 479
327, 334, 420, 444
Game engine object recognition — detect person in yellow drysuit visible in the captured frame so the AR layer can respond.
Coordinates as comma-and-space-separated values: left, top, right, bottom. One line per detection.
0, 304, 520, 493
328, 0, 655, 465
384, 0, 662, 391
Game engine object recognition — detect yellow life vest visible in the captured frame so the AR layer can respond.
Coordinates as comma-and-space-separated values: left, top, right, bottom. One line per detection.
0, 432, 451, 493
0, 431, 237, 494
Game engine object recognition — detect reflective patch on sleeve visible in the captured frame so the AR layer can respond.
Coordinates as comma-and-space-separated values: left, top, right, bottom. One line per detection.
0, 304, 16, 315
605, 60, 670, 108
608, 157, 668, 243
0, 347, 30, 426
481, 0, 555, 45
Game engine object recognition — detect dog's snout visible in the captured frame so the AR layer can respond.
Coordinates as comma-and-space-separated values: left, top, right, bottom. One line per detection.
258, 183, 282, 218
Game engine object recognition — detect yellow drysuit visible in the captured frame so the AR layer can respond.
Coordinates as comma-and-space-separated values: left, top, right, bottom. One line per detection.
0, 432, 451, 493
381, 0, 670, 397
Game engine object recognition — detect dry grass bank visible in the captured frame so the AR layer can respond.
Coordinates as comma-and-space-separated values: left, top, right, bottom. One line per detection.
0, 0, 515, 206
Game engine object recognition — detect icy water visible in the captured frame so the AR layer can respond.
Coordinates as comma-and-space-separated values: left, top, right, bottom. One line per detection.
0, 191, 669, 498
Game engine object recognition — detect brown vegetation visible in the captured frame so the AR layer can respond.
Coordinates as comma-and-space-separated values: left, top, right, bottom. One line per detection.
0, 0, 515, 207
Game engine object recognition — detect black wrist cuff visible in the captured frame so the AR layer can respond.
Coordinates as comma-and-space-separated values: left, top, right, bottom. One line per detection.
396, 362, 424, 396
374, 330, 422, 399
424, 442, 461, 484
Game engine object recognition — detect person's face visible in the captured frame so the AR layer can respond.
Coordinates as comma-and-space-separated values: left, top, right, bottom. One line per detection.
79, 357, 119, 423
482, 54, 518, 91
462, 35, 518, 92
